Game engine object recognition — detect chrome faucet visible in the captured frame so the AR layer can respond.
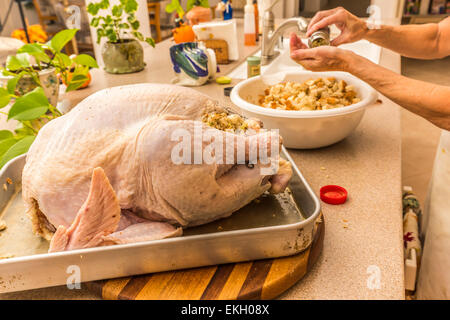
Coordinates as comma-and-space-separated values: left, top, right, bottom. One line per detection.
261, 3, 308, 65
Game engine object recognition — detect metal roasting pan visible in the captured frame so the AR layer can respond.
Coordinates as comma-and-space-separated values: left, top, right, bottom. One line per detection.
0, 148, 320, 293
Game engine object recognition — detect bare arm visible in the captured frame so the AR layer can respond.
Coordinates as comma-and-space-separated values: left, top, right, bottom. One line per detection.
348, 53, 450, 129
307, 7, 450, 59
290, 34, 450, 130
364, 18, 450, 59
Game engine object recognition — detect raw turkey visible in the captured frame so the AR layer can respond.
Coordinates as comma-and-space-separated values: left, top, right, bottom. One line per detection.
22, 84, 292, 252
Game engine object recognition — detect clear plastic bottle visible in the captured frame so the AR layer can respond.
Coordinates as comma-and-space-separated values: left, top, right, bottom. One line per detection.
253, 0, 259, 40
244, 0, 256, 46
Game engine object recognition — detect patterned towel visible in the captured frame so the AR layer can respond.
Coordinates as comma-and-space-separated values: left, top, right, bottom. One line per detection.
403, 187, 422, 266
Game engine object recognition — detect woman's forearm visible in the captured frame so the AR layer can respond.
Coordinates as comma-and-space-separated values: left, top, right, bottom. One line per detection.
363, 23, 443, 59
347, 53, 450, 130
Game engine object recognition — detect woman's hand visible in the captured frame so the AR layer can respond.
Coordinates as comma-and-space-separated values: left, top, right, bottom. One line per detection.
307, 7, 368, 46
289, 33, 356, 72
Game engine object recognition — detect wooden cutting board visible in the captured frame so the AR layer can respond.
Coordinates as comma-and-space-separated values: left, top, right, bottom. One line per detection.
87, 214, 324, 300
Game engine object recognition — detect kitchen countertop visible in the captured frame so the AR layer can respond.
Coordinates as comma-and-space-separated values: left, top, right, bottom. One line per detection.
0, 19, 404, 300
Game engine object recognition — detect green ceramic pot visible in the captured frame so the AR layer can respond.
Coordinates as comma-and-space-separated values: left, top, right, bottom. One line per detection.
101, 39, 145, 74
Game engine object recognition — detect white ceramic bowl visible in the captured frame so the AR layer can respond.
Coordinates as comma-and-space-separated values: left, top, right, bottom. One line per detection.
230, 71, 378, 149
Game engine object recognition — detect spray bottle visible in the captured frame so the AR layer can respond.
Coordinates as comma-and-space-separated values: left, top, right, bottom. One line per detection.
244, 0, 256, 46
253, 0, 259, 40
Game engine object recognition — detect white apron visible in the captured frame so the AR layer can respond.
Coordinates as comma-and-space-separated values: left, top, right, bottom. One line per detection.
417, 130, 450, 299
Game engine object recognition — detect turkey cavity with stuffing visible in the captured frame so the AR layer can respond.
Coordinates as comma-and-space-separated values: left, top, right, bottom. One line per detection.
22, 84, 292, 252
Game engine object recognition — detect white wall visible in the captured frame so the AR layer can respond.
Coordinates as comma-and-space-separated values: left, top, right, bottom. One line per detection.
370, 0, 404, 20
258, 0, 299, 18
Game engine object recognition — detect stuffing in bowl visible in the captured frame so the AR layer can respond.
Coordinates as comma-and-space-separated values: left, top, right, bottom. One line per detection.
258, 78, 360, 111
230, 71, 378, 149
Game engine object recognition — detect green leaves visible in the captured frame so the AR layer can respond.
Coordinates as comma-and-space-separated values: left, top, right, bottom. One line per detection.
100, 0, 110, 9
51, 52, 72, 72
105, 27, 118, 43
86, 0, 109, 16
0, 138, 17, 159
90, 17, 100, 27
0, 136, 35, 169
127, 13, 137, 24
130, 20, 140, 30
96, 28, 105, 44
17, 43, 51, 64
132, 31, 144, 41
6, 55, 28, 71
165, 0, 184, 17
0, 131, 36, 170
15, 53, 31, 68
73, 54, 99, 68
14, 125, 34, 138
50, 29, 78, 52
65, 65, 90, 92
112, 5, 123, 17
88, 0, 155, 46
0, 131, 13, 141
8, 87, 49, 121
103, 15, 113, 25
145, 37, 155, 47
124, 0, 138, 13
0, 88, 11, 108
87, 2, 101, 15
6, 76, 20, 94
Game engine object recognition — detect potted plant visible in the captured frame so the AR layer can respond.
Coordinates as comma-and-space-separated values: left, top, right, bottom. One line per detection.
0, 29, 98, 106
0, 87, 61, 169
87, 0, 155, 74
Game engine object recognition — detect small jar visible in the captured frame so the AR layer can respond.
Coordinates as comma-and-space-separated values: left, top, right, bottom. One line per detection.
308, 27, 330, 48
247, 56, 261, 78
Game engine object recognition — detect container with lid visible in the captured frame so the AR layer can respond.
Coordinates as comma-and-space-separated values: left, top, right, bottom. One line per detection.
247, 56, 261, 78
308, 27, 331, 48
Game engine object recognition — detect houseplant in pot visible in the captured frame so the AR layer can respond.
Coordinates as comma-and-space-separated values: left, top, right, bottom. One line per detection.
87, 0, 155, 74
0, 29, 98, 105
0, 87, 61, 169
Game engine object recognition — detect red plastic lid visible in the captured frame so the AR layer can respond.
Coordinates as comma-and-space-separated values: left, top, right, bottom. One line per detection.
320, 185, 348, 205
